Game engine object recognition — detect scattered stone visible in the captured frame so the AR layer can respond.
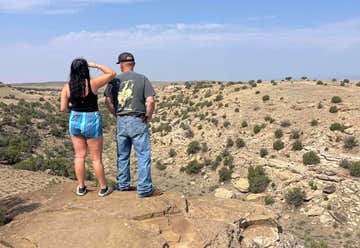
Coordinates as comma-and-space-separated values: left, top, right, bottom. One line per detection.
323, 184, 336, 194
246, 193, 266, 202
232, 178, 249, 193
214, 188, 235, 199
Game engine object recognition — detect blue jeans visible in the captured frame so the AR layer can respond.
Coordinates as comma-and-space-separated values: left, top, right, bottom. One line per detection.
116, 116, 152, 196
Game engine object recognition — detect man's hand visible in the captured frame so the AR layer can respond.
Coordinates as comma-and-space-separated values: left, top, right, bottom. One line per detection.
105, 97, 116, 117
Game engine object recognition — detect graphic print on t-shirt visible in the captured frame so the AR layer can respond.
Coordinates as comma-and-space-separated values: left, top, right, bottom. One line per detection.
117, 80, 134, 111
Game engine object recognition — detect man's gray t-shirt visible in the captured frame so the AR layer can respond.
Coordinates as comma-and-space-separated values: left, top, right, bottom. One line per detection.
104, 71, 155, 116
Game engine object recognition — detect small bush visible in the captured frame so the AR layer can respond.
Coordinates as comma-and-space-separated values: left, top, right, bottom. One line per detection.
329, 122, 346, 132
317, 102, 323, 109
169, 149, 177, 157
223, 121, 231, 128
356, 82, 360, 87
0, 207, 7, 226
343, 136, 358, 150
264, 196, 275, 205
274, 129, 283, 138
182, 160, 203, 174
248, 165, 270, 193
155, 161, 167, 170
339, 159, 351, 169
292, 140, 303, 151
186, 141, 201, 155
350, 161, 360, 177
262, 95, 270, 102
285, 187, 305, 207
310, 119, 318, 126
273, 140, 285, 151
264, 115, 275, 123
235, 138, 245, 148
280, 120, 291, 127
316, 80, 324, 85
241, 121, 248, 128
303, 151, 320, 165
226, 137, 234, 148
253, 124, 265, 134
201, 142, 208, 152
234, 108, 239, 112
218, 167, 232, 182
329, 106, 338, 113
290, 129, 301, 139
331, 96, 342, 104
260, 148, 268, 158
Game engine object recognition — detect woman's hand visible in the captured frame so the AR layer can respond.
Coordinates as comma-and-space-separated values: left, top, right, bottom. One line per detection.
88, 62, 98, 68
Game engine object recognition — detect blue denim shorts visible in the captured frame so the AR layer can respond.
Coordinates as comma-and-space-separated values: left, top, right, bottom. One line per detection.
69, 111, 103, 138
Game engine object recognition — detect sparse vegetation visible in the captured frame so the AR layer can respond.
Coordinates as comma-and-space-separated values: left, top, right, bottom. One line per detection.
169, 148, 177, 157
280, 120, 291, 127
273, 140, 285, 151
262, 95, 270, 102
226, 137, 234, 148
248, 165, 270, 193
260, 148, 268, 158
241, 120, 248, 128
303, 151, 320, 165
343, 136, 358, 150
292, 140, 303, 151
155, 161, 167, 170
186, 141, 201, 155
218, 167, 232, 182
310, 119, 318, 126
329, 106, 338, 113
235, 138, 245, 148
290, 129, 301, 139
285, 187, 305, 207
350, 161, 360, 177
331, 96, 342, 104
329, 122, 347, 132
274, 129, 283, 138
181, 160, 203, 174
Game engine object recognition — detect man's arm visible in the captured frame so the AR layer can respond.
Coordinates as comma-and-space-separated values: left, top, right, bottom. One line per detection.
145, 96, 155, 122
105, 97, 116, 117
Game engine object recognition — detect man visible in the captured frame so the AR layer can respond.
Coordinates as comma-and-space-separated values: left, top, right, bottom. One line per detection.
104, 52, 156, 198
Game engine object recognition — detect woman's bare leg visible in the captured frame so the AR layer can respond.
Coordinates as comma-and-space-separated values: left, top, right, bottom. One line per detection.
87, 136, 107, 189
71, 136, 87, 187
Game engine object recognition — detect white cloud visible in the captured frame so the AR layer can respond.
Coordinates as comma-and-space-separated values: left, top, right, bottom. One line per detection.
0, 0, 148, 14
1, 19, 360, 82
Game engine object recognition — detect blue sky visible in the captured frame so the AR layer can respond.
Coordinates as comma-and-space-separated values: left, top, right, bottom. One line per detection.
1, 0, 360, 82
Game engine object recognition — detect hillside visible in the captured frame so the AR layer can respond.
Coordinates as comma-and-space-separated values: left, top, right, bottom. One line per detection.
0, 80, 360, 247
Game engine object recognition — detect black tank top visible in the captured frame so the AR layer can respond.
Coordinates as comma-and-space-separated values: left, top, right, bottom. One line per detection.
69, 80, 99, 112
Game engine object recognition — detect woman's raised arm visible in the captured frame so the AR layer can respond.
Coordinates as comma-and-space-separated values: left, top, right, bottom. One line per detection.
88, 63, 116, 94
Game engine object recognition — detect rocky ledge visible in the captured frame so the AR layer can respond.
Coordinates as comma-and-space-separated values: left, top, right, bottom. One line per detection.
0, 182, 297, 248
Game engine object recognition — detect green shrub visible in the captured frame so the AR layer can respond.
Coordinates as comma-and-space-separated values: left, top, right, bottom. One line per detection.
218, 167, 232, 182
350, 161, 360, 177
304, 237, 328, 248
290, 129, 301, 139
241, 120, 248, 128
223, 121, 231, 128
273, 140, 285, 151
236, 138, 245, 148
292, 140, 303, 151
303, 151, 320, 165
264, 115, 275, 123
329, 106, 338, 113
274, 129, 283, 138
226, 138, 234, 148
343, 136, 358, 150
331, 96, 342, 104
0, 207, 7, 226
285, 187, 305, 207
317, 102, 323, 109
262, 95, 270, 102
201, 142, 208, 152
310, 119, 318, 126
264, 195, 275, 205
181, 160, 203, 174
260, 148, 268, 158
184, 129, 194, 138
253, 124, 265, 134
329, 122, 347, 132
339, 159, 351, 169
248, 165, 270, 193
215, 94, 223, 101
186, 141, 201, 155
280, 120, 291, 127
316, 80, 324, 85
155, 161, 167, 170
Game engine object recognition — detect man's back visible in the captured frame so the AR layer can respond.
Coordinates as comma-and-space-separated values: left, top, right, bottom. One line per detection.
105, 71, 155, 116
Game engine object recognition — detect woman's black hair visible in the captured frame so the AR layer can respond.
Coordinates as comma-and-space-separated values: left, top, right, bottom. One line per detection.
69, 58, 90, 98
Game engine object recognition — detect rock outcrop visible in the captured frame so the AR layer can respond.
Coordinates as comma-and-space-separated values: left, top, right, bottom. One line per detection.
0, 182, 285, 248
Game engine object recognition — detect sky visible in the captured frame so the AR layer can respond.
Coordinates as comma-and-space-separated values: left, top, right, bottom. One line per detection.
0, 0, 360, 83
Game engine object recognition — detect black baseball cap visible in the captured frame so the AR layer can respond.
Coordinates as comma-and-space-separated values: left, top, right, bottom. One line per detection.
116, 52, 135, 64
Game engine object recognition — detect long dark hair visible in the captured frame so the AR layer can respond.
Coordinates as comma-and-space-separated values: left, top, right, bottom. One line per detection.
69, 58, 90, 98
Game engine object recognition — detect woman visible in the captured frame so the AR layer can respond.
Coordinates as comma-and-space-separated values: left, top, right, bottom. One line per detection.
60, 58, 116, 197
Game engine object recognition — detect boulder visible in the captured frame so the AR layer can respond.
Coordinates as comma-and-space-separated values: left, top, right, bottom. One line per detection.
232, 178, 249, 193
214, 188, 235, 199
246, 193, 266, 202
323, 184, 336, 194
